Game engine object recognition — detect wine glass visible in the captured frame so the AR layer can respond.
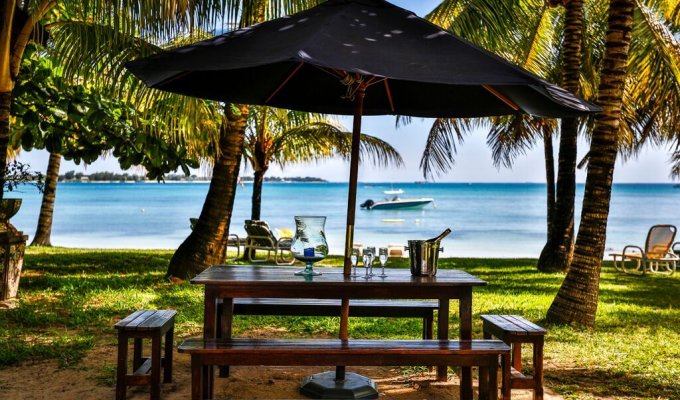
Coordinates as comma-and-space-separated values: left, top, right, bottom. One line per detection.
365, 246, 376, 277
350, 248, 360, 277
362, 248, 373, 279
378, 247, 388, 277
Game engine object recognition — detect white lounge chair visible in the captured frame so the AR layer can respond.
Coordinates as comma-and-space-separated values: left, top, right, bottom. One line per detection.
610, 224, 679, 275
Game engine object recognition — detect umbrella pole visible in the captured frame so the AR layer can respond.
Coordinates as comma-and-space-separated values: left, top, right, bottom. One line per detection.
301, 83, 377, 400
342, 84, 367, 276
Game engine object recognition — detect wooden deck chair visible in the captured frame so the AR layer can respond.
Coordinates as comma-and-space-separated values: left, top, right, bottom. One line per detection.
610, 224, 679, 275
243, 220, 294, 265
189, 218, 242, 261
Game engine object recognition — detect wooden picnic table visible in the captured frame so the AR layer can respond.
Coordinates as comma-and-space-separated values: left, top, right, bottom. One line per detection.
191, 265, 486, 400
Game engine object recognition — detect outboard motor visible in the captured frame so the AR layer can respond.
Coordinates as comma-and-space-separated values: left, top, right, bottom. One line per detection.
360, 199, 375, 209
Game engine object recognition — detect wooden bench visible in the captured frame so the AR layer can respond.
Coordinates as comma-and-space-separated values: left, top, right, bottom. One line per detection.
481, 315, 546, 400
216, 298, 438, 376
179, 338, 511, 400
115, 310, 177, 400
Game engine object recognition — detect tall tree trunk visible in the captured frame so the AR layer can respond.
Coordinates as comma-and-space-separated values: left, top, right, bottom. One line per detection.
547, 0, 634, 327
0, 91, 10, 201
537, 0, 584, 272
31, 151, 61, 246
251, 167, 266, 220
166, 104, 249, 279
543, 131, 556, 237
0, 1, 14, 201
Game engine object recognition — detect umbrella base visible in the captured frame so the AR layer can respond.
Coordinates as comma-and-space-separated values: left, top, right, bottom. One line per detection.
300, 371, 378, 399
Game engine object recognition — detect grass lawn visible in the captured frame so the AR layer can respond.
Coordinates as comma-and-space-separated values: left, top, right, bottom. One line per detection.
0, 247, 678, 399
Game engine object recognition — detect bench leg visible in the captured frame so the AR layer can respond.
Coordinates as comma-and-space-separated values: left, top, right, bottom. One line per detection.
164, 327, 174, 383
512, 343, 522, 372
191, 357, 202, 400
488, 362, 498, 400
116, 333, 128, 400
151, 333, 162, 400
501, 352, 511, 400
478, 366, 489, 400
533, 339, 544, 400
133, 338, 143, 370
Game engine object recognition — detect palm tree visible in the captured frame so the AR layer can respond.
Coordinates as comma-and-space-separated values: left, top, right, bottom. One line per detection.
424, 0, 577, 272
166, 1, 327, 279
31, 150, 59, 245
423, 0, 680, 273
243, 107, 403, 220
546, 0, 635, 327
536, 0, 585, 273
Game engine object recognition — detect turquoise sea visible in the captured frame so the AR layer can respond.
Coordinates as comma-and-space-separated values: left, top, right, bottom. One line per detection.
9, 182, 679, 257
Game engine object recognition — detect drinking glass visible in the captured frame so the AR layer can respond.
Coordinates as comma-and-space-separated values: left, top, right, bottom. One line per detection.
378, 247, 388, 277
350, 248, 360, 277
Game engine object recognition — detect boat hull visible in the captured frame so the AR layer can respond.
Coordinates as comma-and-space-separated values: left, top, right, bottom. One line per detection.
367, 199, 433, 210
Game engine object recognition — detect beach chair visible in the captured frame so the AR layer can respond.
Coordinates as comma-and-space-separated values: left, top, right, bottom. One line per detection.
610, 224, 679, 275
243, 220, 294, 265
189, 218, 242, 261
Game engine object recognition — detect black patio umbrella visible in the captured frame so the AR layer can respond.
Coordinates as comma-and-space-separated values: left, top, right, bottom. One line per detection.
127, 0, 597, 397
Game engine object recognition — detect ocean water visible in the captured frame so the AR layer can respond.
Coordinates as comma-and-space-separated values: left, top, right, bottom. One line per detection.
8, 182, 679, 258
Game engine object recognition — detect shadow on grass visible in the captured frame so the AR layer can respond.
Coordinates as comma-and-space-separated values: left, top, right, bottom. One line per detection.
547, 367, 679, 400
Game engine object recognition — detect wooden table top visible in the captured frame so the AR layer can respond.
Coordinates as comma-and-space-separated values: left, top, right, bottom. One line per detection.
191, 265, 486, 287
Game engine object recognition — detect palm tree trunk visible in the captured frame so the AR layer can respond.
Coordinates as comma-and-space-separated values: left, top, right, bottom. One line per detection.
166, 104, 250, 279
251, 168, 266, 220
547, 0, 634, 327
31, 151, 61, 246
543, 131, 555, 237
0, 91, 10, 201
537, 0, 584, 272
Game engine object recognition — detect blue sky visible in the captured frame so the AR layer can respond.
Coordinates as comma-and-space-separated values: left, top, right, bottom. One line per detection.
16, 0, 677, 183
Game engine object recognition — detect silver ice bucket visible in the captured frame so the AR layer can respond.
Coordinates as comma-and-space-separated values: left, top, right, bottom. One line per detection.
406, 240, 444, 276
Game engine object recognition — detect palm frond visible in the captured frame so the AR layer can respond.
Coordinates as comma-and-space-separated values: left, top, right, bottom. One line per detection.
419, 118, 483, 179
271, 122, 403, 169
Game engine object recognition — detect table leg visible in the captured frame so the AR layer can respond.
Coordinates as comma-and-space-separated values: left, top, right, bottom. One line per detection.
437, 298, 449, 381
203, 287, 217, 340
460, 289, 473, 400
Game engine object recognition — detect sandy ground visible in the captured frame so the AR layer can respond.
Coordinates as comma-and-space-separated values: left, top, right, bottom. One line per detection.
0, 337, 564, 400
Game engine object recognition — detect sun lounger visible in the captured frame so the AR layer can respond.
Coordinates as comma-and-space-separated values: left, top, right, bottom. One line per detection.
243, 220, 294, 265
610, 224, 679, 275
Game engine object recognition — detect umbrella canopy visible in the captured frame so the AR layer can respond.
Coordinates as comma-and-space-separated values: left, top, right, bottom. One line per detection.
128, 0, 597, 118
127, 0, 599, 279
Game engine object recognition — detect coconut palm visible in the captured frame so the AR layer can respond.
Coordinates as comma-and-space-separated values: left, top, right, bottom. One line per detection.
27, 0, 321, 278
422, 0, 680, 274
546, 0, 635, 327
243, 107, 403, 220
424, 0, 583, 272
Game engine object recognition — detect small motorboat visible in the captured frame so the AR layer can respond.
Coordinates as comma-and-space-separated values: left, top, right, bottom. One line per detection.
360, 196, 434, 210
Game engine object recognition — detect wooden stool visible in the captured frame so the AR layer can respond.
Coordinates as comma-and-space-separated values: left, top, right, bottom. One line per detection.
481, 315, 546, 400
115, 310, 177, 400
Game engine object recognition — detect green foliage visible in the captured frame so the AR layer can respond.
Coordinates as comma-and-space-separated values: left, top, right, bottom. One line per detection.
10, 45, 199, 180
3, 160, 44, 193
1, 247, 678, 399
419, 0, 680, 178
